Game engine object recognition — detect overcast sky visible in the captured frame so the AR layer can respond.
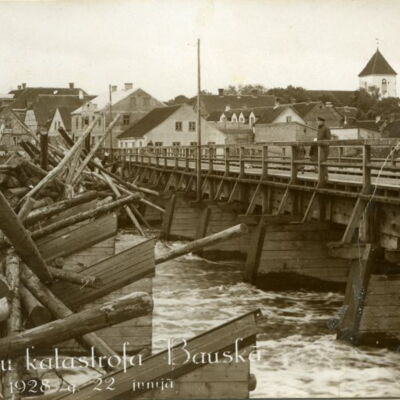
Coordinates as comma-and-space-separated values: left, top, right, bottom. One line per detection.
0, 0, 399, 100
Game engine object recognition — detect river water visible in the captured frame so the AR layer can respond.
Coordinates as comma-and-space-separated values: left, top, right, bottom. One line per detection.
37, 232, 400, 398
149, 236, 400, 398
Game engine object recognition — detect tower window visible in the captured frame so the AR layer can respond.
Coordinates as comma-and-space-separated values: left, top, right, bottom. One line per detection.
382, 79, 388, 94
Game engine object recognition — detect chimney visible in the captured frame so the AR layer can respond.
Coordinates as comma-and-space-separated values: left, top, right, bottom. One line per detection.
218, 88, 224, 96
79, 90, 84, 100
225, 105, 230, 112
22, 83, 26, 89
124, 82, 133, 91
112, 85, 118, 92
17, 85, 21, 90
273, 98, 281, 109
69, 82, 75, 89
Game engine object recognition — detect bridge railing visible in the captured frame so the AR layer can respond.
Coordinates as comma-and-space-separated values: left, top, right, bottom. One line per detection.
100, 139, 400, 189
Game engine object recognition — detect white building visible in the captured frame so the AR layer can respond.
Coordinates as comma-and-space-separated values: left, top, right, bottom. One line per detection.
359, 49, 397, 98
118, 103, 226, 148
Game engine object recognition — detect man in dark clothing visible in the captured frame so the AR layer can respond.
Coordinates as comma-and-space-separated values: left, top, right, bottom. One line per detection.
310, 117, 332, 164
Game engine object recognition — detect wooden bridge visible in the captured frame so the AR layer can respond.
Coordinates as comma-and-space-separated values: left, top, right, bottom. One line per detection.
102, 139, 400, 347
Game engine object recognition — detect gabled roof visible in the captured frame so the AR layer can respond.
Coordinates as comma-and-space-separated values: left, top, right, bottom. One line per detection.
359, 49, 397, 77
10, 87, 88, 109
192, 94, 276, 115
33, 95, 92, 127
291, 102, 321, 117
335, 106, 359, 119
72, 87, 139, 114
257, 105, 303, 124
118, 105, 179, 139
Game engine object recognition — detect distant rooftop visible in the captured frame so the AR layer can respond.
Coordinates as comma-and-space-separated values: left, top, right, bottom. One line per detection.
359, 49, 397, 77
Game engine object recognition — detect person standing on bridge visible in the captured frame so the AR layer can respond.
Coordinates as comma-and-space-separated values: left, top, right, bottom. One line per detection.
309, 117, 332, 172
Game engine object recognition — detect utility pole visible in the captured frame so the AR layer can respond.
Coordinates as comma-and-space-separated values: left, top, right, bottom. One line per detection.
196, 38, 202, 202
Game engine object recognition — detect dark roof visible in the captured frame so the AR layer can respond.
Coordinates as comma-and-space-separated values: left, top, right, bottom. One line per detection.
306, 90, 356, 106
335, 106, 359, 119
192, 94, 276, 115
257, 106, 289, 124
33, 95, 92, 127
359, 49, 397, 77
353, 120, 381, 131
291, 102, 321, 117
10, 87, 89, 109
118, 105, 179, 139
383, 120, 400, 137
207, 111, 224, 122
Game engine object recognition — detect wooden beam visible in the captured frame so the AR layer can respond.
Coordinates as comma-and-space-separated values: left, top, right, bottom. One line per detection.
36, 213, 118, 262
341, 198, 366, 243
50, 238, 155, 310
51, 310, 260, 400
337, 244, 376, 344
245, 183, 261, 215
161, 194, 176, 237
0, 191, 52, 281
244, 220, 266, 282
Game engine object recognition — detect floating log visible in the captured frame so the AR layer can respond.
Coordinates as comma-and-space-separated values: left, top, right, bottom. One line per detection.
49, 267, 100, 288
25, 190, 101, 226
0, 291, 152, 359
155, 223, 249, 265
0, 190, 52, 281
31, 194, 141, 240
20, 285, 52, 326
20, 265, 118, 358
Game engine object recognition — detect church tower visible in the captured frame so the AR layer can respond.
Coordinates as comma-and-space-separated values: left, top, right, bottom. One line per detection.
359, 49, 397, 98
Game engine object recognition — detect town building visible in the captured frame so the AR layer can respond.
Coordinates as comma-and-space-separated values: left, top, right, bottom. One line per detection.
0, 107, 33, 151
191, 89, 276, 117
292, 102, 345, 128
254, 121, 316, 143
118, 104, 226, 148
358, 49, 397, 98
71, 83, 164, 147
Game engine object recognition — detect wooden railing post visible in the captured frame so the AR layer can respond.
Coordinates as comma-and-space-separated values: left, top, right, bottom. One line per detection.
291, 145, 299, 182
208, 146, 214, 173
163, 148, 167, 168
239, 146, 245, 178
317, 142, 328, 185
225, 147, 230, 174
155, 147, 160, 167
363, 144, 371, 191
261, 145, 268, 179
135, 147, 139, 163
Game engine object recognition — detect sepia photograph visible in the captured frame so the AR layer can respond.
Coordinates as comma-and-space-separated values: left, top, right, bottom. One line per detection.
0, 0, 399, 398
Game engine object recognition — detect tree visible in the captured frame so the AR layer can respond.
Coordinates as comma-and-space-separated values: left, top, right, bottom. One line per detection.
165, 95, 190, 106
371, 97, 400, 120
350, 87, 379, 115
266, 85, 309, 103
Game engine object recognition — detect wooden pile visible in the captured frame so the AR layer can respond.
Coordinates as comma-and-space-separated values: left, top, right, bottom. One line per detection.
0, 117, 251, 399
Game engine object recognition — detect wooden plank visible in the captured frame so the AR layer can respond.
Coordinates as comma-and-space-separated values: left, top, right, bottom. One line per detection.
50, 238, 155, 310
245, 183, 261, 215
341, 198, 367, 243
196, 207, 210, 239
36, 214, 118, 262
53, 310, 260, 400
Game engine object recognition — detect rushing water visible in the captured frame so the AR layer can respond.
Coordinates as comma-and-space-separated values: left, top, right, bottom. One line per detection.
147, 236, 400, 398
36, 232, 400, 397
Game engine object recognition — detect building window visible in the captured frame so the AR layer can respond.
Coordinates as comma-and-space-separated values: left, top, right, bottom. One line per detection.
172, 142, 181, 146
13, 137, 18, 145
175, 121, 183, 131
190, 141, 197, 146
382, 79, 388, 94
189, 121, 196, 131
286, 116, 292, 122
143, 97, 150, 107
249, 116, 255, 126
155, 142, 163, 146
123, 114, 130, 125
